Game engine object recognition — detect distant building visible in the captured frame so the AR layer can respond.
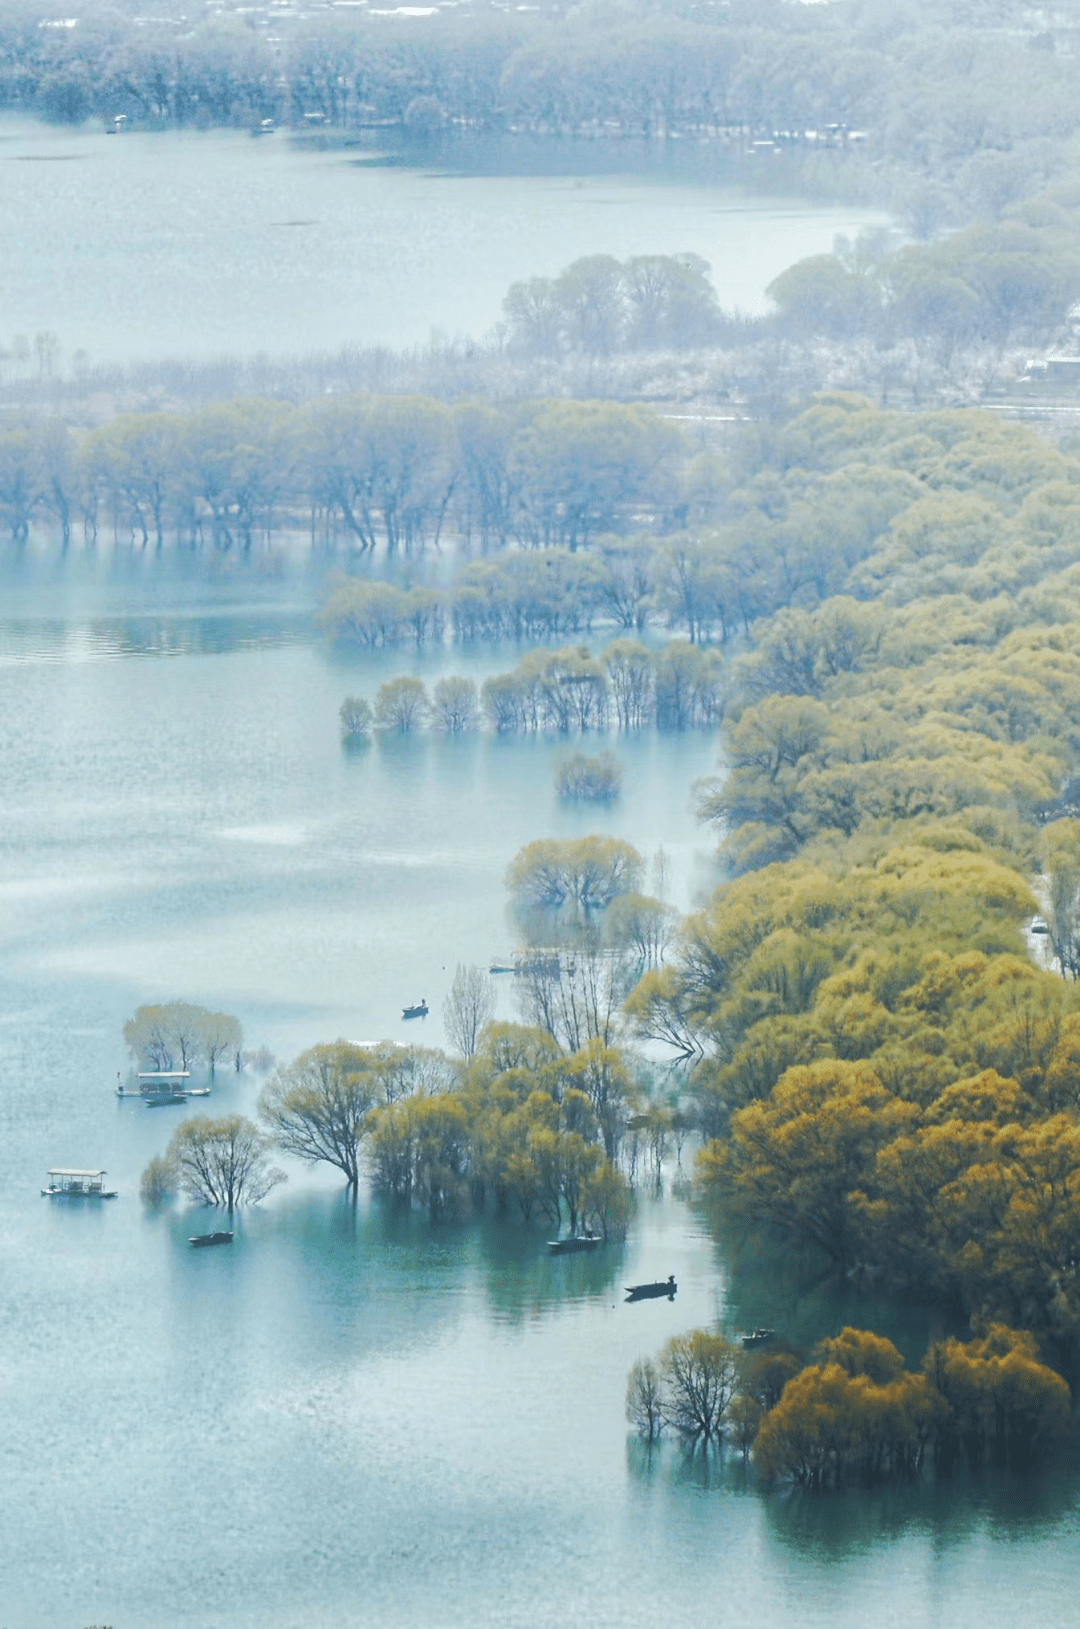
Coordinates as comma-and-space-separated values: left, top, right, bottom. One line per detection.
1044, 356, 1080, 382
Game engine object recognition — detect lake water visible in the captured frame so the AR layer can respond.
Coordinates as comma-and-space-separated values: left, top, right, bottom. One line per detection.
2, 545, 1079, 1628
0, 117, 883, 366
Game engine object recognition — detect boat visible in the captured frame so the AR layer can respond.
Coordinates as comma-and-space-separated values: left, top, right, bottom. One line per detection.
402, 1000, 429, 1019
42, 1168, 117, 1199
741, 1327, 777, 1349
118, 1069, 192, 1098
511, 947, 562, 975
548, 1234, 601, 1254
489, 961, 517, 975
625, 1275, 677, 1302
190, 1231, 234, 1248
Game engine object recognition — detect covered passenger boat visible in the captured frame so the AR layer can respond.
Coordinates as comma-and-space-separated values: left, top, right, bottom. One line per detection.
42, 1169, 117, 1199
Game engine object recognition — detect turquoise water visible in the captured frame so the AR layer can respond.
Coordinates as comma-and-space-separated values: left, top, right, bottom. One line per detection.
0, 117, 883, 365
1, 547, 1078, 1628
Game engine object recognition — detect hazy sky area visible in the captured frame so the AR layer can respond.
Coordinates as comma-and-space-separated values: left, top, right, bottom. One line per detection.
0, 118, 883, 365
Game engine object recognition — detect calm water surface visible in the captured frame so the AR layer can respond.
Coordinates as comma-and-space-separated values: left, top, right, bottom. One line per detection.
0, 118, 883, 364
1, 547, 1078, 1628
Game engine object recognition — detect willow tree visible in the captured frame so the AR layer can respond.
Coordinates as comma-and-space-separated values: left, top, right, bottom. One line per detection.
259, 1041, 378, 1189
164, 1115, 285, 1210
442, 965, 495, 1061
506, 835, 643, 910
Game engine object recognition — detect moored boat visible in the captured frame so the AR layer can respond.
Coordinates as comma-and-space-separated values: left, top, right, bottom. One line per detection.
741, 1327, 776, 1349
118, 1069, 193, 1097
42, 1168, 117, 1199
547, 1234, 601, 1254
190, 1231, 234, 1248
625, 1275, 677, 1301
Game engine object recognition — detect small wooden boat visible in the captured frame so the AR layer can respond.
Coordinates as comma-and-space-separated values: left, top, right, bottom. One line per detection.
625, 1275, 677, 1302
741, 1327, 776, 1349
189, 1231, 234, 1248
42, 1168, 117, 1199
548, 1234, 601, 1254
402, 1000, 428, 1019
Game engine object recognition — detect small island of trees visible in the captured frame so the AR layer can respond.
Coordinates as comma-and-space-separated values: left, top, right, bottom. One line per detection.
627, 1325, 1071, 1483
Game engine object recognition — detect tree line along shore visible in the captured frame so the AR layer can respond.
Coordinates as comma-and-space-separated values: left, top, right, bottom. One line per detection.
7, 204, 1080, 427
8, 0, 1078, 235
618, 395, 1080, 1471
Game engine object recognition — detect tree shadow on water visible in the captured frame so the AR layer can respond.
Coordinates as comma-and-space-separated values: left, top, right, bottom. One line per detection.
760, 1462, 1080, 1561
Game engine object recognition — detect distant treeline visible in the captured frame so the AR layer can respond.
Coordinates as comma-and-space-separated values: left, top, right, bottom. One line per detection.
340, 639, 724, 741
5, 226, 1078, 441
8, 0, 1080, 229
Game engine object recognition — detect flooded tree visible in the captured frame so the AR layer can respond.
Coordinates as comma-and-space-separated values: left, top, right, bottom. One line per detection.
603, 638, 655, 727
259, 1041, 379, 1189
658, 1332, 740, 1445
374, 676, 429, 731
122, 1001, 243, 1075
754, 1331, 938, 1488
340, 695, 373, 742
924, 1325, 1071, 1473
625, 1358, 664, 1441
431, 676, 480, 733
163, 1115, 286, 1210
506, 835, 643, 910
555, 750, 622, 801
604, 893, 675, 967
443, 964, 495, 1060
139, 1154, 176, 1207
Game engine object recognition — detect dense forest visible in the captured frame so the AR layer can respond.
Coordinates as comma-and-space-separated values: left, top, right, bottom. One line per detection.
599, 395, 1080, 1394
313, 395, 1080, 1408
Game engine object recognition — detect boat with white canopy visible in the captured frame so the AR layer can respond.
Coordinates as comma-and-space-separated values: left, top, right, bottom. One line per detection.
42, 1169, 117, 1199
